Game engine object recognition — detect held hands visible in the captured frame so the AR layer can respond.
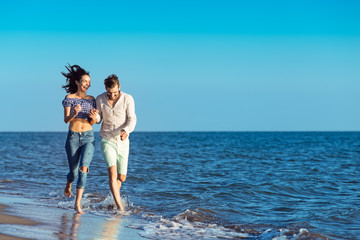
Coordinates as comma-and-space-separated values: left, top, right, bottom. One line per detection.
120, 130, 128, 141
89, 108, 99, 121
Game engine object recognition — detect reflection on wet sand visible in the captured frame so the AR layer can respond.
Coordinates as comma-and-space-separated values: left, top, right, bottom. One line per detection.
56, 213, 80, 240
55, 212, 124, 240
97, 215, 123, 240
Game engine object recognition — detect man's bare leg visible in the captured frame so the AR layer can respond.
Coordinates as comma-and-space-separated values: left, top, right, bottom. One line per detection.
118, 174, 127, 209
118, 179, 121, 192
119, 174, 127, 183
117, 175, 127, 200
108, 166, 124, 212
64, 181, 72, 198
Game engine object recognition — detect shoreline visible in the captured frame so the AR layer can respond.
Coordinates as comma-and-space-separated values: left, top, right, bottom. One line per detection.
0, 203, 40, 240
0, 204, 40, 226
0, 194, 146, 240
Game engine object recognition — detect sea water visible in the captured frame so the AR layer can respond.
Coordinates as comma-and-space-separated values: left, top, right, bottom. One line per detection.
0, 132, 359, 239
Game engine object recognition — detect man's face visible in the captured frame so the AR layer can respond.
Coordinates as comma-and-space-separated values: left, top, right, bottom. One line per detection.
106, 84, 120, 100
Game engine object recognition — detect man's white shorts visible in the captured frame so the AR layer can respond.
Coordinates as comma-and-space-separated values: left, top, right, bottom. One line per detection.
100, 137, 129, 175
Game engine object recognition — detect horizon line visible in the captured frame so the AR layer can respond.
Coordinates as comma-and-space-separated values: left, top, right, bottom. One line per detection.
1, 130, 360, 133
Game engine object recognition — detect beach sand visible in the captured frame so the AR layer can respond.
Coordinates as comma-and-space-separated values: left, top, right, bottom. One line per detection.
0, 194, 145, 240
0, 204, 39, 240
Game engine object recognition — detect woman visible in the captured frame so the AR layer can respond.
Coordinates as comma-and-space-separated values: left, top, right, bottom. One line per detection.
61, 64, 98, 214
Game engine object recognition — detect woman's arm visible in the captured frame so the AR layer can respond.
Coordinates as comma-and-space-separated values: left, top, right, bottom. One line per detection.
64, 105, 81, 124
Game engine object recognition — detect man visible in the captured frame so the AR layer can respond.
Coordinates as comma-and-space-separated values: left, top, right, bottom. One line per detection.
94, 74, 137, 211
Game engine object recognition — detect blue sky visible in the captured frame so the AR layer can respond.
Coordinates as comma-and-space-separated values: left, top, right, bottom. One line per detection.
0, 0, 359, 131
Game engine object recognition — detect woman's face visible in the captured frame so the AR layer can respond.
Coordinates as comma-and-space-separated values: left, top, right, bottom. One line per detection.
76, 75, 91, 93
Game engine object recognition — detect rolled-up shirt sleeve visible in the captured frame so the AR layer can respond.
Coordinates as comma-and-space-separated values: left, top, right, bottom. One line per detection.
112, 95, 137, 137
122, 95, 137, 134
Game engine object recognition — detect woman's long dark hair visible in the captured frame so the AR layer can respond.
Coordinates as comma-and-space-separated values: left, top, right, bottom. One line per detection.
62, 64, 90, 94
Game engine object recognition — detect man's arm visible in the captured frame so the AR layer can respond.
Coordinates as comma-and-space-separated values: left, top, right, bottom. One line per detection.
122, 95, 137, 135
111, 95, 137, 140
95, 95, 102, 124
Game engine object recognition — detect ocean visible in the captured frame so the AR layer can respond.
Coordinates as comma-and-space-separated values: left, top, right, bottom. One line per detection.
0, 132, 359, 239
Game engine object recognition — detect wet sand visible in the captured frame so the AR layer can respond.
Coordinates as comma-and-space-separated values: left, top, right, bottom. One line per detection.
0, 195, 145, 240
0, 204, 39, 240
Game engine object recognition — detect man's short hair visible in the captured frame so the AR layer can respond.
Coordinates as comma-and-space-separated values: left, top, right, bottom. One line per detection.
104, 74, 120, 89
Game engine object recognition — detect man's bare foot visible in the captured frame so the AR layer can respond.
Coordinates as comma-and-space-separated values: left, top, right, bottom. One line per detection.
117, 202, 124, 212
75, 204, 84, 214
64, 181, 72, 198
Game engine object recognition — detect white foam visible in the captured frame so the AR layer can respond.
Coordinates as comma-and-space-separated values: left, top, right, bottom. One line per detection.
47, 189, 134, 217
46, 191, 318, 239
134, 210, 251, 240
272, 237, 287, 240
267, 227, 312, 240
293, 228, 310, 239
48, 190, 59, 196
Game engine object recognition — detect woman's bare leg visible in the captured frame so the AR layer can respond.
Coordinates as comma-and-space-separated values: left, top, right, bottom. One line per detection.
75, 188, 84, 214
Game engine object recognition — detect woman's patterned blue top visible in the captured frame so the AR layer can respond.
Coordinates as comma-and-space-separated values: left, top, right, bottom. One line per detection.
62, 97, 96, 120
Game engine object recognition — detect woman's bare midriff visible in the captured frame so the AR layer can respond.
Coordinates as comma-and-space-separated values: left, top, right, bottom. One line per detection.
69, 119, 93, 132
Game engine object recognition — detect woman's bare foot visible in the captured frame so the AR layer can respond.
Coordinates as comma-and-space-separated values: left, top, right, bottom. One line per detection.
75, 204, 84, 214
64, 181, 72, 198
